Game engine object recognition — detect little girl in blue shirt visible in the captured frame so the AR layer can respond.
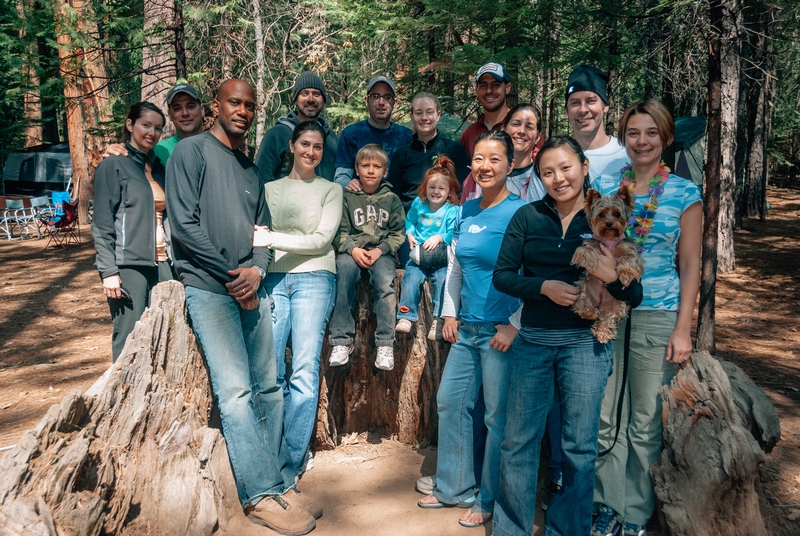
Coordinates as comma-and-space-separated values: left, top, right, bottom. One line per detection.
395, 155, 460, 340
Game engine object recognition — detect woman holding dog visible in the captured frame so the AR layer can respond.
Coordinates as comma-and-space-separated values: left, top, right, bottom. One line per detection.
491, 136, 643, 536
591, 100, 702, 536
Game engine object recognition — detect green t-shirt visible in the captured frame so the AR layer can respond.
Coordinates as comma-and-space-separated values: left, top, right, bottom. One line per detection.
153, 135, 180, 164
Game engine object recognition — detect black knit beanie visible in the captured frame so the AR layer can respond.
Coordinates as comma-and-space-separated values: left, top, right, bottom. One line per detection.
293, 72, 327, 103
565, 65, 609, 104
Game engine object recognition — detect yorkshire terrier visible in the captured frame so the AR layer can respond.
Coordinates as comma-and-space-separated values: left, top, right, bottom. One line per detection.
571, 187, 644, 343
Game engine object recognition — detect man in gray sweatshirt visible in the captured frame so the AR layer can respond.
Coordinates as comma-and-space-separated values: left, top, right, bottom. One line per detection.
166, 79, 319, 536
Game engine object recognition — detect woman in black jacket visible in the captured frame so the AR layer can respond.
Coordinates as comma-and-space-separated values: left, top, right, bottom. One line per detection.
491, 136, 642, 536
92, 101, 172, 361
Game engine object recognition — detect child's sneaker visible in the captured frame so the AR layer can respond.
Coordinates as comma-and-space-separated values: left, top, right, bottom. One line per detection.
592, 504, 622, 536
375, 346, 394, 370
329, 345, 352, 367
427, 318, 442, 341
622, 522, 645, 536
395, 319, 412, 333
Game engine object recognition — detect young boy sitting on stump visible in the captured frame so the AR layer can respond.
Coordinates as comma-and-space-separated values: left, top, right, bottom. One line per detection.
328, 144, 405, 371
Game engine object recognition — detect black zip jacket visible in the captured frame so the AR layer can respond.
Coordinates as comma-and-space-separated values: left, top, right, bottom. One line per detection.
92, 141, 166, 279
387, 132, 470, 211
493, 195, 643, 330
167, 132, 272, 295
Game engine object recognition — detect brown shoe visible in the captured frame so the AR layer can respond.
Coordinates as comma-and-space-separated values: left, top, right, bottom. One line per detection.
285, 488, 323, 519
247, 495, 316, 535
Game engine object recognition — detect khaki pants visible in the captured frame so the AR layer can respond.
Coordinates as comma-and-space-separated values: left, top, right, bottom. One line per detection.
593, 310, 678, 525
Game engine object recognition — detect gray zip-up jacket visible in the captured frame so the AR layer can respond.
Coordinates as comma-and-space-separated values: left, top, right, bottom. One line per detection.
92, 141, 166, 279
167, 132, 272, 295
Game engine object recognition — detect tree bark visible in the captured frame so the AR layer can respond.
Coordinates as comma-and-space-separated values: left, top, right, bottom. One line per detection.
142, 0, 181, 137
314, 274, 448, 448
0, 281, 247, 535
17, 0, 43, 148
651, 350, 780, 536
697, 0, 725, 352
251, 0, 266, 150
717, 0, 740, 273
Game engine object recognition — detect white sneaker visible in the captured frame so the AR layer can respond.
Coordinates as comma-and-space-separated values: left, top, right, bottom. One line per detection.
395, 319, 412, 333
427, 318, 441, 341
329, 345, 352, 367
375, 346, 394, 371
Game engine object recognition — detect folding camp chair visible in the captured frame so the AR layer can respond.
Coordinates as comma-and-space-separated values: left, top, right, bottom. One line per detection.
41, 192, 81, 249
1, 200, 25, 241
29, 196, 53, 238
14, 201, 42, 240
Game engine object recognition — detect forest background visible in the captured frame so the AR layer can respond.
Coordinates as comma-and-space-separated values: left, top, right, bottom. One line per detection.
0, 0, 798, 346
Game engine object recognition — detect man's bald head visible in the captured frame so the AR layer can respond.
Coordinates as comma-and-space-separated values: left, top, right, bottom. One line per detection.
211, 79, 256, 148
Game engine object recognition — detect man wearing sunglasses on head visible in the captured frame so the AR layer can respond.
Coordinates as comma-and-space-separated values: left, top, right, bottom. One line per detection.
334, 76, 412, 191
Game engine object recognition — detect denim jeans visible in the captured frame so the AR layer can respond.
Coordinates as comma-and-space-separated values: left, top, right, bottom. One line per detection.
266, 271, 336, 471
397, 260, 447, 321
185, 284, 295, 506
434, 322, 510, 510
547, 385, 563, 486
493, 337, 612, 536
329, 253, 396, 347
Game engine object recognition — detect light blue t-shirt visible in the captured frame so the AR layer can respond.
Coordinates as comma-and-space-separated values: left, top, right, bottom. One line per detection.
405, 198, 459, 245
454, 194, 526, 323
593, 173, 702, 310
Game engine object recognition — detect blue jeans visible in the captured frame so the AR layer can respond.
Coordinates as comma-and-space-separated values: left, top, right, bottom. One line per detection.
185, 284, 295, 506
329, 253, 396, 347
434, 322, 510, 510
397, 261, 446, 321
266, 271, 336, 471
493, 337, 612, 536
547, 386, 563, 486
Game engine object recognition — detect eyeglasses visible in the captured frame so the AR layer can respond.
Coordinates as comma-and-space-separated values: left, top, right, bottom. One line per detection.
369, 93, 394, 102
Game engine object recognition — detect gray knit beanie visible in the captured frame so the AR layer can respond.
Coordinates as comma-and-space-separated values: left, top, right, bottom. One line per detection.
293, 72, 327, 103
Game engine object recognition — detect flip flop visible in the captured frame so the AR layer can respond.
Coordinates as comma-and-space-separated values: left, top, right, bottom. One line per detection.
458, 505, 493, 527
418, 495, 476, 509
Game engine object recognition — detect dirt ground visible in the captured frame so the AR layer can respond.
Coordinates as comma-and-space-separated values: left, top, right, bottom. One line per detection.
1, 187, 800, 535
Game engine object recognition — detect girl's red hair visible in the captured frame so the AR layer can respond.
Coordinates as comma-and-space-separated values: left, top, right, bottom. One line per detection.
417, 154, 460, 205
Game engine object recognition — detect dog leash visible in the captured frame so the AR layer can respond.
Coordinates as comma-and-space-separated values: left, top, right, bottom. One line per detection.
597, 313, 631, 458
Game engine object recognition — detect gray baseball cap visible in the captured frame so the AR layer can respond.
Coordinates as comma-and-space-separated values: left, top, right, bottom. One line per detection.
166, 83, 201, 105
367, 76, 397, 96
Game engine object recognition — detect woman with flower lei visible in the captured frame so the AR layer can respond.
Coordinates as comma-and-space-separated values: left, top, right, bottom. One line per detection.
590, 99, 702, 536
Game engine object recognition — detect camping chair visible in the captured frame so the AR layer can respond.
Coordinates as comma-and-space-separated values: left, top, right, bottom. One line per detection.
29, 195, 53, 238
14, 201, 43, 240
1, 200, 25, 241
41, 191, 81, 249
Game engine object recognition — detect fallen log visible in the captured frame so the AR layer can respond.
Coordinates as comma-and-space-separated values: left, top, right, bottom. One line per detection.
0, 281, 250, 536
651, 350, 781, 536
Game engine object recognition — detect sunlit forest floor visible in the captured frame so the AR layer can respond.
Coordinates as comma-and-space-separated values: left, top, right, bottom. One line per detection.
1, 187, 799, 535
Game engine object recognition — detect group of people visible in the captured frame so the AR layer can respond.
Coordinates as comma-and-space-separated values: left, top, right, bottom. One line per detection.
91, 61, 701, 536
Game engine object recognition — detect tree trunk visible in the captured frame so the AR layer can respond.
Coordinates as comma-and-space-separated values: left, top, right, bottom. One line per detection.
0, 281, 248, 535
651, 350, 780, 536
54, 0, 112, 223
717, 0, 740, 273
697, 0, 725, 352
314, 273, 448, 448
17, 0, 43, 148
251, 0, 266, 150
142, 0, 180, 137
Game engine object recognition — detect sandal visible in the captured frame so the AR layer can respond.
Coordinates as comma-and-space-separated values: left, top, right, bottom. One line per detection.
458, 504, 493, 528
417, 494, 476, 509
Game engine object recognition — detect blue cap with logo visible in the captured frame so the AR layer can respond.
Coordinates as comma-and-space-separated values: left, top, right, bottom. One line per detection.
476, 62, 510, 84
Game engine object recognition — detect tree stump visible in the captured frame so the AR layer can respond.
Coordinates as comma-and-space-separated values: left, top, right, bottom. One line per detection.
313, 271, 449, 449
0, 281, 247, 536
651, 350, 781, 536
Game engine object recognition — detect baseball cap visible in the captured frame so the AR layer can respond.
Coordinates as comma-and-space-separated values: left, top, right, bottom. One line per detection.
166, 83, 201, 106
476, 62, 510, 84
367, 76, 397, 96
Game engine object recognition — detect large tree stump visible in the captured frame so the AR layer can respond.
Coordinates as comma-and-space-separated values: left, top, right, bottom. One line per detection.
651, 350, 781, 536
313, 272, 449, 448
0, 281, 248, 535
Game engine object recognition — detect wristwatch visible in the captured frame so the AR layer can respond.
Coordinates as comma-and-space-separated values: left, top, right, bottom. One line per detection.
255, 266, 266, 280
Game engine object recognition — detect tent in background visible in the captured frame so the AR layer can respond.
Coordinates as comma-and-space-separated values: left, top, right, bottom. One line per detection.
3, 143, 72, 196
673, 116, 706, 186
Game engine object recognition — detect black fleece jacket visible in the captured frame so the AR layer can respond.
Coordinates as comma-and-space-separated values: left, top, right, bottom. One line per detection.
166, 132, 272, 295
92, 141, 165, 278
493, 196, 642, 330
